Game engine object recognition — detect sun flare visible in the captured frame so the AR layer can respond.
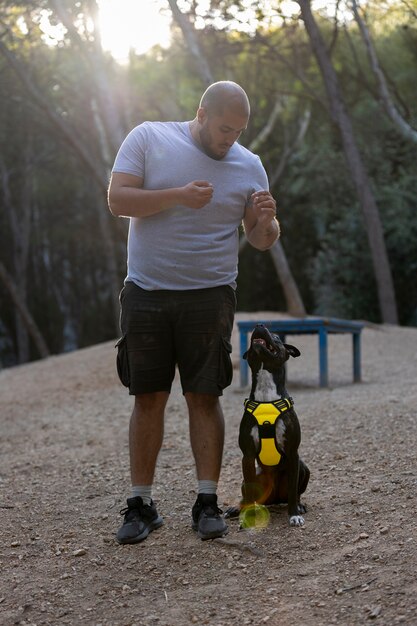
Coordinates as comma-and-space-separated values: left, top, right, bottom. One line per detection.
98, 0, 171, 61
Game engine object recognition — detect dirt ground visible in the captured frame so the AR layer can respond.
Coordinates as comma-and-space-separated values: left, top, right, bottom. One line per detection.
1, 312, 416, 626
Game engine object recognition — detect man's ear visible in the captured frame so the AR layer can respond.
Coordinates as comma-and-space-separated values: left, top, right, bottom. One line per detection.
197, 106, 208, 125
243, 351, 248, 360
285, 344, 300, 358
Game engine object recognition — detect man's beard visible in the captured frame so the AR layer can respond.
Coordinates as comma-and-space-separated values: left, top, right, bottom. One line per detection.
199, 127, 225, 161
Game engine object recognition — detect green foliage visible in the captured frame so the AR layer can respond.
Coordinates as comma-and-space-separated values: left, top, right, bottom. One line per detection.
0, 3, 126, 365
311, 211, 380, 321
378, 172, 417, 326
1, 0, 417, 367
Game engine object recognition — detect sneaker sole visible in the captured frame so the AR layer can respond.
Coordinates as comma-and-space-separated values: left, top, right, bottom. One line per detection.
192, 522, 228, 540
198, 528, 228, 540
116, 516, 163, 545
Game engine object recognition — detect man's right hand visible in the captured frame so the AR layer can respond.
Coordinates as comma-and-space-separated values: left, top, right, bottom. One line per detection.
108, 173, 214, 218
181, 181, 214, 209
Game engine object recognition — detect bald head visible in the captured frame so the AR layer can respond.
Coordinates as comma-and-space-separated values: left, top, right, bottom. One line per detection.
199, 81, 250, 118
190, 81, 250, 159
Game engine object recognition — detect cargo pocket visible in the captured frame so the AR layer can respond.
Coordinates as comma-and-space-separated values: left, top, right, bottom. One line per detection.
219, 336, 233, 390
115, 335, 130, 387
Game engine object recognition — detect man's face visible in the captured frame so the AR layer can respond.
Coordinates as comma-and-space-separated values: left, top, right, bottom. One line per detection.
198, 107, 248, 160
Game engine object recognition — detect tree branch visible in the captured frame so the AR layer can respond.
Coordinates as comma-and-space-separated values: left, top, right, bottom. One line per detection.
270, 107, 311, 188
249, 98, 283, 153
167, 0, 214, 85
351, 0, 417, 144
0, 37, 107, 191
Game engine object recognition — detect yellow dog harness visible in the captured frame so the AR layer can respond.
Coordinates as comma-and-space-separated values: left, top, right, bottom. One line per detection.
244, 398, 294, 466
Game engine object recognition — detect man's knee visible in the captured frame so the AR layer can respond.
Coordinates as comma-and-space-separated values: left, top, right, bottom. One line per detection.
185, 391, 219, 403
134, 392, 169, 414
185, 392, 222, 416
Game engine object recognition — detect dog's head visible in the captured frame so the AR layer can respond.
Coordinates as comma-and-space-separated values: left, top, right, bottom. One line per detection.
243, 324, 300, 372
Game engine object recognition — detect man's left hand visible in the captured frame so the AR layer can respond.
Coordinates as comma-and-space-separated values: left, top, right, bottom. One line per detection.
250, 191, 277, 226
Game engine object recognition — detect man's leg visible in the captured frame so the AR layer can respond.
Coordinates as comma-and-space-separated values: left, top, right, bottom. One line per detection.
185, 392, 224, 481
116, 283, 176, 544
130, 392, 169, 485
186, 392, 228, 539
116, 392, 168, 545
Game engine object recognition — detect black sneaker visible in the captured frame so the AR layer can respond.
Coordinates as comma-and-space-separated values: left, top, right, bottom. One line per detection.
116, 496, 163, 544
192, 494, 228, 540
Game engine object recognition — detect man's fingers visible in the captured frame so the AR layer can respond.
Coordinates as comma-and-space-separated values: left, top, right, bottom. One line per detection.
251, 190, 271, 198
192, 180, 213, 189
251, 191, 275, 208
182, 180, 214, 209
251, 191, 277, 220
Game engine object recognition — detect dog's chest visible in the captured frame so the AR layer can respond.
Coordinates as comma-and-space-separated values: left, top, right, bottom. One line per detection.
254, 369, 280, 403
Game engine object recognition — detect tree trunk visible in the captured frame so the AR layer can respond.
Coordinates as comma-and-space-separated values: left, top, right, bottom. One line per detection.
0, 149, 33, 363
269, 242, 306, 316
298, 0, 398, 324
0, 262, 50, 359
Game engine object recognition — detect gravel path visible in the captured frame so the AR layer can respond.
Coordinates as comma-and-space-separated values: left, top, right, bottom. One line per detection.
1, 313, 416, 626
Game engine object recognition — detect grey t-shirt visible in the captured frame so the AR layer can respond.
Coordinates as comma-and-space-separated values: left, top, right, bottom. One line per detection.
112, 121, 269, 290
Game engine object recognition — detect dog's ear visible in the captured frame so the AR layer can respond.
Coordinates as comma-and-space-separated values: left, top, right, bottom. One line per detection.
285, 343, 300, 358
243, 351, 248, 360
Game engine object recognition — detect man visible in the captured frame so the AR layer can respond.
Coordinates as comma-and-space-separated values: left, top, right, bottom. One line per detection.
108, 81, 279, 544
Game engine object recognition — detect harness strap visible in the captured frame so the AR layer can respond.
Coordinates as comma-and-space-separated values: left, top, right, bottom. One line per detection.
243, 397, 294, 466
244, 397, 293, 414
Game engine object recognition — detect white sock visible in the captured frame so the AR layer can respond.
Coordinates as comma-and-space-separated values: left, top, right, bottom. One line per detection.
131, 485, 152, 506
198, 480, 217, 495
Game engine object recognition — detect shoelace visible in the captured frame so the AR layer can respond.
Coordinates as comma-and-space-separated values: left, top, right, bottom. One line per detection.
202, 504, 223, 517
119, 504, 145, 519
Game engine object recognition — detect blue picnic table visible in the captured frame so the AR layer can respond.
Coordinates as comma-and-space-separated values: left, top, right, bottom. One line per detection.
237, 317, 364, 388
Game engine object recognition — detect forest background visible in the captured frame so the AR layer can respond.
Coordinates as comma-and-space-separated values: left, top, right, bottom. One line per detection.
0, 0, 416, 368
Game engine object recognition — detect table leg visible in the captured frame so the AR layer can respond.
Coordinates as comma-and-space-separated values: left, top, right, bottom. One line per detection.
353, 332, 362, 382
279, 334, 287, 385
318, 328, 329, 387
240, 331, 249, 387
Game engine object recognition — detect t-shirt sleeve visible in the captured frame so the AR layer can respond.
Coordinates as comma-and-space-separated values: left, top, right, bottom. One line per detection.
112, 124, 148, 177
245, 155, 270, 207
254, 155, 269, 190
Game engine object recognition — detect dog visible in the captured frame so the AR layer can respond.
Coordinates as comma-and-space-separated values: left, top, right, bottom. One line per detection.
228, 324, 310, 527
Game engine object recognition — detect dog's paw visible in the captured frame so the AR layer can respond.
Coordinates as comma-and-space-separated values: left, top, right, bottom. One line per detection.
289, 514, 305, 527
224, 506, 240, 519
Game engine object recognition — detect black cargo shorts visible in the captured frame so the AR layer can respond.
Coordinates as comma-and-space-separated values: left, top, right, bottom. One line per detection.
116, 282, 236, 396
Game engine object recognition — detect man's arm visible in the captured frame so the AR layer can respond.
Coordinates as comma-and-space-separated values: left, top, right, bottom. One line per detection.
243, 190, 280, 251
108, 172, 214, 218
